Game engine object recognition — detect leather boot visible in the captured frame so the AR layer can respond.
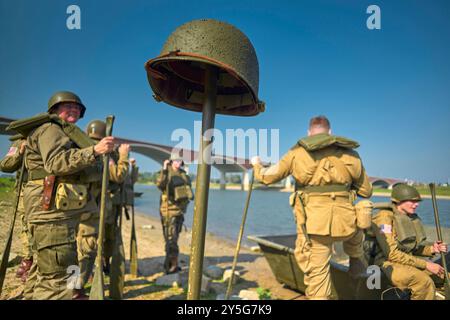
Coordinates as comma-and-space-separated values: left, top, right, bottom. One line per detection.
16, 257, 33, 278
72, 288, 89, 300
167, 256, 181, 274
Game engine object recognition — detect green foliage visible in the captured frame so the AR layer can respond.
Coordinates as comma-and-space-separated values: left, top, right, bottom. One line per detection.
0, 176, 15, 201
256, 287, 271, 300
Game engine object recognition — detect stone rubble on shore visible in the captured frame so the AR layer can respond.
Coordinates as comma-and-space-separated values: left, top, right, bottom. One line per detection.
223, 269, 241, 285
155, 273, 180, 287
238, 289, 260, 300
203, 265, 224, 280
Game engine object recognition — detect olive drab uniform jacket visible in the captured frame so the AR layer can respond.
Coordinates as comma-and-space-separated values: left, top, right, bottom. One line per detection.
122, 163, 139, 206
0, 138, 27, 189
24, 122, 99, 223
107, 151, 129, 222
253, 133, 372, 238
366, 207, 434, 270
156, 167, 192, 217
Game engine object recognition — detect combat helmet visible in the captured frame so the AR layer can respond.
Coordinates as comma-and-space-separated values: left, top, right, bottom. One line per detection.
170, 152, 184, 166
391, 184, 422, 203
86, 120, 106, 140
145, 19, 265, 116
48, 91, 86, 118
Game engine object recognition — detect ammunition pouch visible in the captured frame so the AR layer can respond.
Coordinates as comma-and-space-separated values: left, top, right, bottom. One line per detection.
167, 171, 193, 202
354, 200, 373, 229
173, 184, 193, 202
55, 183, 88, 211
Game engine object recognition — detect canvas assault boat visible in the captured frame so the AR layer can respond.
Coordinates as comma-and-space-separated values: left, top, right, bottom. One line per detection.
248, 234, 449, 300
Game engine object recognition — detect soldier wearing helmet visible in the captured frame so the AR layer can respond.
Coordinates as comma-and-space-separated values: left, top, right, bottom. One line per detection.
73, 120, 129, 299
156, 152, 193, 274
368, 183, 448, 299
21, 91, 116, 300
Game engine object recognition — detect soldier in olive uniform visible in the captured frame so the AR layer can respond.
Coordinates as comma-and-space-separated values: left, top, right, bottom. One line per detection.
367, 184, 448, 300
251, 116, 373, 299
23, 91, 115, 300
123, 158, 139, 206
75, 120, 129, 298
156, 154, 193, 274
0, 134, 33, 281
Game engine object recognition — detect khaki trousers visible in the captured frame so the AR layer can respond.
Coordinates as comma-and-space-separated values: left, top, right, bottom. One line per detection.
381, 262, 436, 300
294, 228, 364, 299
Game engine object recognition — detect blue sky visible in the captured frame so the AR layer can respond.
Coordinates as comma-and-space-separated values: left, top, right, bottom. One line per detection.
0, 0, 449, 182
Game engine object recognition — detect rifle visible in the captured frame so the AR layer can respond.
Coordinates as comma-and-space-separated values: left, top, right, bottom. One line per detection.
225, 170, 254, 299
109, 202, 126, 299
90, 115, 115, 300
0, 156, 26, 296
129, 173, 138, 277
109, 170, 128, 298
429, 183, 450, 299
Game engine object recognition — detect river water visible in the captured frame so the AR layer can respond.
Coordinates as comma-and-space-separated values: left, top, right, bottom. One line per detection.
134, 184, 450, 246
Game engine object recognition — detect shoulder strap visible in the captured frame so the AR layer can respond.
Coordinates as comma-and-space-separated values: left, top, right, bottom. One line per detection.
7, 112, 94, 148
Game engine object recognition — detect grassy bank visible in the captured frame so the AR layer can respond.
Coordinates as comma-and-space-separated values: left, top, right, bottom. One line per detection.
373, 186, 450, 197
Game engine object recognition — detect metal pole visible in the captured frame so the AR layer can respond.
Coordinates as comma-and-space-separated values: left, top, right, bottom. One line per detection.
225, 171, 254, 299
187, 65, 217, 300
429, 183, 450, 299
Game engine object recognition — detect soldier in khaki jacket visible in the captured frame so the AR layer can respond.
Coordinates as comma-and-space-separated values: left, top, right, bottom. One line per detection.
367, 184, 448, 300
22, 91, 115, 300
156, 154, 193, 274
251, 116, 373, 299
0, 134, 33, 281
74, 120, 129, 299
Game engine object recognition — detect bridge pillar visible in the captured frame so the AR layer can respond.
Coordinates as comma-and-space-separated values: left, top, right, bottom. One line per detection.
285, 176, 293, 190
220, 171, 226, 190
242, 171, 250, 191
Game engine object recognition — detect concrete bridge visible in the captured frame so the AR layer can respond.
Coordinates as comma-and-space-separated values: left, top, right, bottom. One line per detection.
0, 116, 405, 191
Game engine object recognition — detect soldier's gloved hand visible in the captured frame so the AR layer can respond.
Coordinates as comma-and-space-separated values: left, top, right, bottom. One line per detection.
251, 156, 261, 166
426, 261, 445, 276
432, 241, 448, 254
119, 144, 130, 157
94, 136, 115, 156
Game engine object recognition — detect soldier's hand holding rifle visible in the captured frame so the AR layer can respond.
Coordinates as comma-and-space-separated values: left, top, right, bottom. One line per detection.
94, 137, 116, 156
432, 241, 448, 254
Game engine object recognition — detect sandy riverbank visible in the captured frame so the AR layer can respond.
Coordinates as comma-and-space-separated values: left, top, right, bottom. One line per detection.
1, 203, 449, 300
0, 206, 301, 300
